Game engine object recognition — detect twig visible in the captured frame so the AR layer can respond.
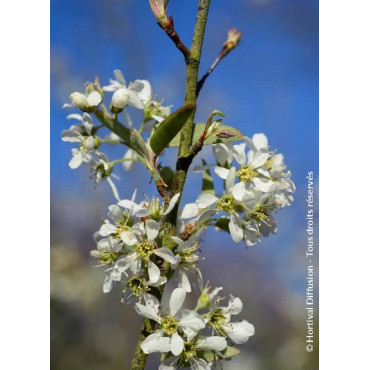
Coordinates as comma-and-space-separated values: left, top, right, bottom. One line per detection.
159, 17, 190, 60
196, 27, 242, 96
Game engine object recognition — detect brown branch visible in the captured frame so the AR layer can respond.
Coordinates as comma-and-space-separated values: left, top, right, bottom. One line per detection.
197, 27, 242, 97
159, 17, 190, 60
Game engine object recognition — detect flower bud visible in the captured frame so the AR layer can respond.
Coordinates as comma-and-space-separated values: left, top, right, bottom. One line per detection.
70, 92, 89, 110
111, 88, 130, 113
149, 0, 169, 25
223, 28, 242, 51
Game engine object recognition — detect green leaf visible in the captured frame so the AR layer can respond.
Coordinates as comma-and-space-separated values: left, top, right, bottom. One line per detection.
149, 103, 196, 155
201, 346, 241, 363
169, 123, 243, 147
159, 166, 175, 188
201, 159, 215, 195
214, 218, 230, 233
221, 346, 241, 359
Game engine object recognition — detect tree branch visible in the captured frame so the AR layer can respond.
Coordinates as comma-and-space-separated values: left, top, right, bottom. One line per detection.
196, 27, 242, 97
159, 17, 190, 60
165, 0, 211, 226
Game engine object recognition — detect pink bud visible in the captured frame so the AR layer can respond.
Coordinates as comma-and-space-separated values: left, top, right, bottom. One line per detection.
149, 0, 169, 25
224, 28, 242, 51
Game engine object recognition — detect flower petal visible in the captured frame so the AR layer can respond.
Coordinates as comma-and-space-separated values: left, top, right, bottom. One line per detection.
163, 193, 181, 216
232, 182, 246, 201
214, 166, 229, 180
69, 150, 83, 169
141, 332, 171, 354
229, 214, 243, 243
252, 177, 276, 193
232, 143, 247, 165
226, 295, 243, 315
87, 91, 102, 106
148, 260, 161, 283
252, 133, 268, 151
169, 287, 186, 316
180, 203, 199, 219
145, 219, 160, 240
113, 69, 126, 86
170, 332, 184, 356
196, 336, 227, 351
196, 194, 218, 209
144, 293, 160, 311
135, 303, 161, 322
177, 309, 205, 332
223, 320, 255, 344
225, 167, 236, 193
251, 151, 269, 169
154, 248, 179, 265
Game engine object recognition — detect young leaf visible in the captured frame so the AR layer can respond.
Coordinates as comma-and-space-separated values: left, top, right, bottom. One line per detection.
214, 218, 230, 233
159, 166, 175, 188
199, 346, 241, 363
169, 123, 243, 147
201, 159, 215, 195
149, 103, 196, 155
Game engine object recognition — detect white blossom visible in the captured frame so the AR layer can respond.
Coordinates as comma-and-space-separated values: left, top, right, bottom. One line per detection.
159, 336, 226, 370
204, 288, 255, 344
66, 91, 101, 111
103, 69, 151, 110
137, 288, 206, 356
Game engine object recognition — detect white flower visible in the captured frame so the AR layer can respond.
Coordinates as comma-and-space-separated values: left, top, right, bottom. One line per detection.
244, 133, 269, 153
111, 88, 130, 110
88, 152, 121, 200
114, 218, 177, 285
61, 113, 97, 169
205, 291, 255, 345
159, 336, 226, 370
170, 233, 202, 292
229, 143, 276, 193
242, 188, 278, 237
118, 193, 181, 222
194, 169, 247, 243
67, 91, 102, 111
103, 69, 152, 110
213, 143, 233, 166
137, 288, 206, 356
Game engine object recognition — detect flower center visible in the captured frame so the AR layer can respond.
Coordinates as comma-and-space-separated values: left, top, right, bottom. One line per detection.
207, 309, 227, 336
161, 316, 179, 335
250, 205, 269, 224
218, 194, 236, 212
127, 276, 147, 296
94, 250, 121, 265
178, 244, 199, 266
183, 342, 196, 360
237, 165, 255, 183
134, 242, 154, 260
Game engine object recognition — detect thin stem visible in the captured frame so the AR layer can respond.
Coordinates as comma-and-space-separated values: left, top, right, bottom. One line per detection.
129, 2, 211, 369
109, 158, 137, 166
100, 139, 122, 144
159, 17, 190, 60
165, 0, 211, 226
197, 28, 242, 97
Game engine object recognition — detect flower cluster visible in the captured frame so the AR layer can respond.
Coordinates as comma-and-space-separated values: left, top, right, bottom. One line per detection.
61, 67, 294, 369
61, 69, 171, 199
191, 133, 296, 247
136, 286, 254, 370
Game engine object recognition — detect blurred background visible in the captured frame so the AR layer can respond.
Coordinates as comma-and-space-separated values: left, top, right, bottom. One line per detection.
51, 0, 319, 369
